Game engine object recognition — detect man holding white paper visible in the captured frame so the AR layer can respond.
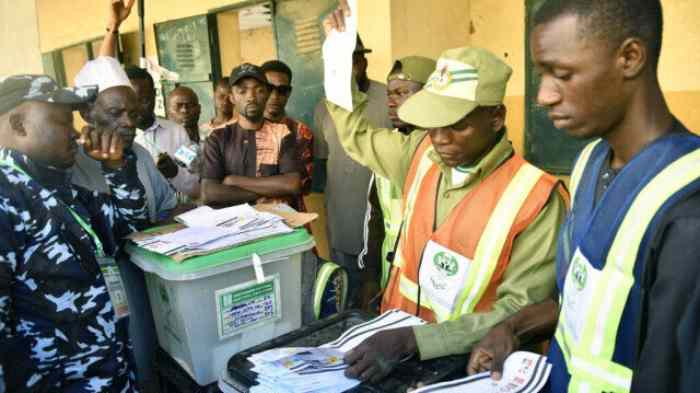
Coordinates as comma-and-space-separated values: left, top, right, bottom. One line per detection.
321, 0, 567, 384
314, 0, 391, 308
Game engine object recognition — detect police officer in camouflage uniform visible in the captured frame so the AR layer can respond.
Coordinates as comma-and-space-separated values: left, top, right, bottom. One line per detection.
0, 74, 148, 392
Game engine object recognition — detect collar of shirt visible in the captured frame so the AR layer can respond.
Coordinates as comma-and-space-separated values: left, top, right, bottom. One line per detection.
427, 131, 514, 191
140, 118, 164, 135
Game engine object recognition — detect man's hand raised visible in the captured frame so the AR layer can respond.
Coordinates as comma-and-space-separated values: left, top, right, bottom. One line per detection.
108, 0, 136, 31
80, 126, 125, 169
322, 0, 351, 36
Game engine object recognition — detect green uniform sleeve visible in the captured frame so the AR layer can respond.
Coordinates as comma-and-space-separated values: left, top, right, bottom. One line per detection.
325, 84, 425, 189
412, 187, 567, 360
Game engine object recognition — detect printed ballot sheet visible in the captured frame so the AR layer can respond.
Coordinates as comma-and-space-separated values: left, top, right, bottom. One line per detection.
412, 351, 552, 393
240, 310, 427, 393
322, 0, 358, 111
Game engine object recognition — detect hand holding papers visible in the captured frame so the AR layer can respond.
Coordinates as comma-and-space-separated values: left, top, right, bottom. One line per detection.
412, 351, 552, 393
322, 0, 358, 111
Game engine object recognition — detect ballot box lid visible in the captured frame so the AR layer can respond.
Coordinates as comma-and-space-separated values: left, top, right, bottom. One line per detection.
223, 310, 467, 393
126, 228, 314, 281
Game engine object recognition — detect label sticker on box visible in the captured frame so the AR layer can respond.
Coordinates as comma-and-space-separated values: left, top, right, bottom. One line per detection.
215, 274, 282, 339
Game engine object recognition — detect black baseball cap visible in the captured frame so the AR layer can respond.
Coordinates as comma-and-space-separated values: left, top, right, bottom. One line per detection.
0, 75, 97, 116
230, 63, 270, 87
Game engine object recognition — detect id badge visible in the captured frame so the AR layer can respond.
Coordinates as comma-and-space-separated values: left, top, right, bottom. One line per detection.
418, 240, 471, 313
97, 256, 130, 320
561, 248, 599, 344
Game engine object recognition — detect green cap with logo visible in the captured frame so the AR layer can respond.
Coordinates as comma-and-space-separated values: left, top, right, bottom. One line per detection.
398, 46, 512, 128
387, 56, 437, 85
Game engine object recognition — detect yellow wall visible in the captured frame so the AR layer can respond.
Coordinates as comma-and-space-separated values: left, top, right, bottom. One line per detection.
217, 10, 243, 75
36, 0, 250, 55
470, 0, 526, 154
390, 0, 471, 61
357, 0, 472, 83
239, 26, 276, 66
0, 0, 43, 76
357, 0, 393, 82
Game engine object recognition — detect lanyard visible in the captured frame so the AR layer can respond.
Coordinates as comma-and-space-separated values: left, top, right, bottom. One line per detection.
0, 158, 105, 258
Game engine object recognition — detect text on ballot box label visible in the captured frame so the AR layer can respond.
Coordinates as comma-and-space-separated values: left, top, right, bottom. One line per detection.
216, 274, 282, 340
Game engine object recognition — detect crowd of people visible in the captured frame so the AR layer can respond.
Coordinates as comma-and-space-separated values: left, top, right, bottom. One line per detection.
1, 0, 699, 392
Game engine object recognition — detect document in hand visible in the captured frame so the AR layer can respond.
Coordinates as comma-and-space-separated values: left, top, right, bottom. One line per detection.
412, 351, 552, 393
322, 0, 358, 111
246, 309, 427, 393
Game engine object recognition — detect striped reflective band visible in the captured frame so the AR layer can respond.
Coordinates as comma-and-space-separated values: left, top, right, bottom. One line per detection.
398, 273, 451, 319
568, 139, 601, 202
455, 164, 544, 316
394, 145, 436, 271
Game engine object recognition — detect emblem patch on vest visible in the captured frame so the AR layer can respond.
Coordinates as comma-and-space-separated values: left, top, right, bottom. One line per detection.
433, 251, 459, 277
572, 258, 588, 291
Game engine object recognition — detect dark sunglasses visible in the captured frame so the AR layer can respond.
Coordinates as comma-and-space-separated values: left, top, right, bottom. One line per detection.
270, 84, 292, 96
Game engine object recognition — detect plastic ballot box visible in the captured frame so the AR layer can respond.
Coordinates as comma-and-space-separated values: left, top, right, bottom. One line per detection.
126, 228, 315, 386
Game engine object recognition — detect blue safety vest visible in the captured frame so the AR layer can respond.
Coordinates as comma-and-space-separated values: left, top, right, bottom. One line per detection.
548, 122, 700, 393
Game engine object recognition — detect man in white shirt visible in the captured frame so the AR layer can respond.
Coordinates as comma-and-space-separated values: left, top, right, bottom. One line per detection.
126, 66, 200, 202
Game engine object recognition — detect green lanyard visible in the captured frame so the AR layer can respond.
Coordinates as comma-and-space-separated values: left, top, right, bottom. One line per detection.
0, 158, 105, 258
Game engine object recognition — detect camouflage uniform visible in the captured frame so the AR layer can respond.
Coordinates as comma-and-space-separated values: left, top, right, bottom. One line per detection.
0, 147, 148, 392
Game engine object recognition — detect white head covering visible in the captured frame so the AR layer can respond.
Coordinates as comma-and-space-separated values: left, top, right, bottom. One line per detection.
74, 56, 133, 92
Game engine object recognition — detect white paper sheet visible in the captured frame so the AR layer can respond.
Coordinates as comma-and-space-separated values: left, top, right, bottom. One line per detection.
322, 0, 358, 111
412, 351, 552, 393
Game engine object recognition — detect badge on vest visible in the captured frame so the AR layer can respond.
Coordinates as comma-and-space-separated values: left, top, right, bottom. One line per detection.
97, 256, 130, 320
561, 248, 600, 344
419, 240, 471, 313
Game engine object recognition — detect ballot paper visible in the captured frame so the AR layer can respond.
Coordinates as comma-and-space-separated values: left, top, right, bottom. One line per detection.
130, 204, 293, 261
322, 0, 358, 111
174, 204, 259, 228
245, 309, 427, 393
412, 351, 552, 393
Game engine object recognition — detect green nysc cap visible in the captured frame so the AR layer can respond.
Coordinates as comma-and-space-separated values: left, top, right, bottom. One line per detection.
398, 47, 512, 129
387, 56, 437, 85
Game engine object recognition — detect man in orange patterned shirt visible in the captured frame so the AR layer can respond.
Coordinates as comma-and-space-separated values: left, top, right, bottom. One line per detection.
262, 60, 314, 212
200, 63, 303, 208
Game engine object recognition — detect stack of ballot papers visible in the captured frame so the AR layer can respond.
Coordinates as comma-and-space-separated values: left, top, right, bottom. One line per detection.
131, 204, 293, 259
229, 309, 427, 393
412, 351, 552, 393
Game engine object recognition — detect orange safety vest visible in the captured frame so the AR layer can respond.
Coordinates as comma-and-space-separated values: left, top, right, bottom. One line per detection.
381, 138, 563, 322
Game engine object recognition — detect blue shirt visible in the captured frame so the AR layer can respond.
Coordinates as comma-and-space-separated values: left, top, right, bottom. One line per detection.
0, 148, 148, 392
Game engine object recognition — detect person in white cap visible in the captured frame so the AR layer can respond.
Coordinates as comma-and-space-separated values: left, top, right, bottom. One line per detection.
71, 2, 173, 391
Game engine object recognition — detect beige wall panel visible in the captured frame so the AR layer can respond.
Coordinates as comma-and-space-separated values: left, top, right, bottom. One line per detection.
390, 0, 471, 62
239, 26, 276, 66
0, 0, 43, 76
217, 10, 243, 76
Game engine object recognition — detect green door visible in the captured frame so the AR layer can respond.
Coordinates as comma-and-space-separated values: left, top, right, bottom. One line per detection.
155, 14, 221, 125
274, 0, 337, 191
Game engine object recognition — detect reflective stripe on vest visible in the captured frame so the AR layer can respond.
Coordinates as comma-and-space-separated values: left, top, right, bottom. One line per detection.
375, 174, 403, 288
569, 139, 602, 201
396, 154, 547, 322
557, 146, 700, 393
455, 163, 543, 315
395, 144, 436, 270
